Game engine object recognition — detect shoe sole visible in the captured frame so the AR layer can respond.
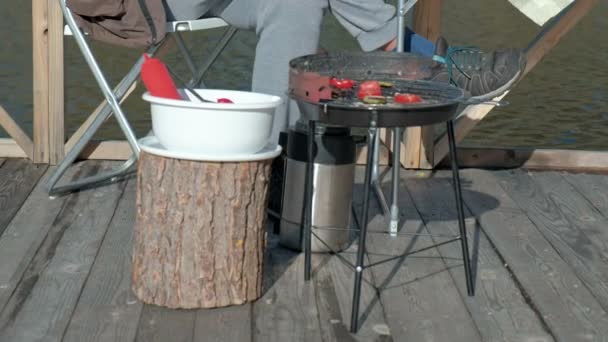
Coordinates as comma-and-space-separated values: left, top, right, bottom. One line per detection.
469, 55, 527, 102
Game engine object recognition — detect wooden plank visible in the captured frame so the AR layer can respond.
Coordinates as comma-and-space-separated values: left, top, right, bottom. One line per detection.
135, 305, 196, 342
0, 139, 28, 158
419, 125, 434, 169
0, 162, 126, 341
402, 128, 422, 169
496, 170, 608, 312
400, 0, 441, 170
364, 182, 481, 341
253, 238, 324, 341
314, 251, 392, 341
47, 0, 65, 165
405, 172, 554, 342
62, 179, 142, 342
0, 106, 33, 159
459, 169, 608, 340
562, 172, 608, 216
433, 0, 597, 167
193, 305, 252, 342
0, 164, 87, 314
0, 159, 48, 238
440, 147, 608, 172
32, 0, 50, 164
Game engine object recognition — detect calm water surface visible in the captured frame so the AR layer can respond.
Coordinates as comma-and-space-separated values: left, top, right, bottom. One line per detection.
1, 1, 607, 149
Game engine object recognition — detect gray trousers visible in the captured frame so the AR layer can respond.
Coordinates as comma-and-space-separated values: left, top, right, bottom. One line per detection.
164, 0, 397, 143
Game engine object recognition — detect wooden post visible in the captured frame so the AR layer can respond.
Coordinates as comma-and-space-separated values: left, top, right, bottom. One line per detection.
48, 0, 65, 164
32, 0, 50, 163
32, 0, 65, 165
132, 152, 271, 309
402, 0, 441, 169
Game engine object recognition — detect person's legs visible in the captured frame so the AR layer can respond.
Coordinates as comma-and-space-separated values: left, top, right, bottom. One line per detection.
219, 0, 328, 143
329, 0, 525, 101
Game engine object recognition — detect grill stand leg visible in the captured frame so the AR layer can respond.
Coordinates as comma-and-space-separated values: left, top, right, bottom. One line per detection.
350, 124, 377, 333
304, 120, 316, 281
447, 120, 475, 296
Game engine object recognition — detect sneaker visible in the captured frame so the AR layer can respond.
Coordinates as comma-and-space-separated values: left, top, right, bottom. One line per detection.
430, 37, 526, 101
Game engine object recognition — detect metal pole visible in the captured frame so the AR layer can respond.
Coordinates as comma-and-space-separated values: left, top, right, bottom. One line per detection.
447, 120, 474, 296
350, 124, 377, 333
389, 127, 402, 236
304, 120, 316, 281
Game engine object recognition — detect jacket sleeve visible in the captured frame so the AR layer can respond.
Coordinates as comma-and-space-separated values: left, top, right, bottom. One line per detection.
329, 0, 398, 51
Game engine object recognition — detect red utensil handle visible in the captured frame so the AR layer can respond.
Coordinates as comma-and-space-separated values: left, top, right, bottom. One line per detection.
140, 54, 182, 100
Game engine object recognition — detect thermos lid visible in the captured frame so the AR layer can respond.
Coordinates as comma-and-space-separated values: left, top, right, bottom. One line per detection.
287, 121, 356, 165
294, 120, 351, 136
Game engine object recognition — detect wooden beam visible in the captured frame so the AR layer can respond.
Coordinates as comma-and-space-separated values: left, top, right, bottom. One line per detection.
32, 0, 50, 163
402, 0, 441, 169
524, 0, 599, 76
439, 146, 608, 173
77, 140, 133, 160
0, 106, 33, 159
48, 0, 65, 165
433, 0, 597, 166
0, 139, 28, 158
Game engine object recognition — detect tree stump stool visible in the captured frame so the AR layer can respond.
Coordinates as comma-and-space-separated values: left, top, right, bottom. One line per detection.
132, 151, 273, 309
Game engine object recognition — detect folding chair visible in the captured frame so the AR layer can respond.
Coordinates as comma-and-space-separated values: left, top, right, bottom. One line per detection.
47, 0, 238, 196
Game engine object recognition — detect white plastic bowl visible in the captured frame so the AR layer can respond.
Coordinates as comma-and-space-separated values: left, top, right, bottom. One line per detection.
142, 89, 282, 155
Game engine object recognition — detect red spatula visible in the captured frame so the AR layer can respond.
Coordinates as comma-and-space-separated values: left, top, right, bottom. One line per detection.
140, 54, 182, 100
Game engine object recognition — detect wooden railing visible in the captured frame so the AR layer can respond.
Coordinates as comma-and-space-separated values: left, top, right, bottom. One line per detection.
0, 0, 601, 170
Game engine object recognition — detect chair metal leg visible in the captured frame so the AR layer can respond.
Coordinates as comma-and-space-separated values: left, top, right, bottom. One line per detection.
350, 127, 376, 333
50, 0, 166, 196
447, 120, 475, 296
190, 26, 238, 88
46, 53, 150, 196
59, 0, 141, 155
173, 31, 198, 76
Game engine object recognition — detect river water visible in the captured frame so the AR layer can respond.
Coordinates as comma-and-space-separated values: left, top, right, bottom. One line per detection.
1, 1, 607, 149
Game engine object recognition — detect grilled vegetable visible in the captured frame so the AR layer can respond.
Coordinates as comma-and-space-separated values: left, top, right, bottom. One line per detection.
357, 80, 382, 100
330, 77, 355, 90
394, 93, 422, 104
362, 95, 387, 104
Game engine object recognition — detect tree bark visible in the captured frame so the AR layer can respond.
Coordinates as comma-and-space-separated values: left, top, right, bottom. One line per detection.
132, 151, 271, 309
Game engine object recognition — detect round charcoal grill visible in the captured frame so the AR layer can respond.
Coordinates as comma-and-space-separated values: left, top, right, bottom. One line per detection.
289, 51, 476, 335
288, 51, 467, 127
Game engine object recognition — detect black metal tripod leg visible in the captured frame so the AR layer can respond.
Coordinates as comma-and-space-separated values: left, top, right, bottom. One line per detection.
350, 128, 377, 333
447, 120, 474, 296
304, 120, 315, 281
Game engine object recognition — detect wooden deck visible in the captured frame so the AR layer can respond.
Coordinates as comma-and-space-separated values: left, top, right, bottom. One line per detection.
1, 158, 608, 341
